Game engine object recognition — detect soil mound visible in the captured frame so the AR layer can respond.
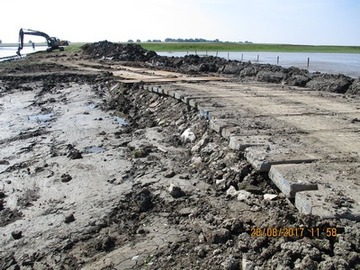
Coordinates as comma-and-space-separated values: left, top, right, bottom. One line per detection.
81, 41, 157, 61
80, 41, 358, 95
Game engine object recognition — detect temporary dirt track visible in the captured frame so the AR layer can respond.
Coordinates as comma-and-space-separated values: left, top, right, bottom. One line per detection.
1, 48, 360, 270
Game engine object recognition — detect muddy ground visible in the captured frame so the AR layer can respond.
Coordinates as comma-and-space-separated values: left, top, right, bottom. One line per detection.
0, 43, 359, 270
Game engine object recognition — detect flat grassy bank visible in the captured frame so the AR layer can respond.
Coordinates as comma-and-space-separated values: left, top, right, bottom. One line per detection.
2, 42, 360, 54
139, 42, 360, 54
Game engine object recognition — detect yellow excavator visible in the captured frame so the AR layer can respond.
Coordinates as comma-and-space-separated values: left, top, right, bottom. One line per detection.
16, 28, 69, 56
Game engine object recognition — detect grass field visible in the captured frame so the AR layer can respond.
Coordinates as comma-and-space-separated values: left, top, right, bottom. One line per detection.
2, 42, 360, 54
139, 42, 360, 54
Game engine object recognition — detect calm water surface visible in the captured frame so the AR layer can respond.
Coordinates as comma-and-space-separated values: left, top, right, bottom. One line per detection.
2, 47, 359, 78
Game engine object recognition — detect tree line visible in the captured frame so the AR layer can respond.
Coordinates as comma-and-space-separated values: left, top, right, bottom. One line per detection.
128, 38, 221, 43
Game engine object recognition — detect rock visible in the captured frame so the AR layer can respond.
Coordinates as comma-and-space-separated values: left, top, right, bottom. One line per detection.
221, 255, 239, 270
239, 183, 262, 194
164, 170, 176, 178
237, 190, 252, 201
191, 156, 202, 167
67, 148, 83, 159
64, 213, 75, 223
242, 256, 254, 270
0, 191, 5, 199
198, 233, 206, 244
208, 228, 231, 244
11, 231, 22, 240
264, 194, 278, 200
180, 128, 196, 143
294, 255, 318, 270
95, 236, 115, 252
136, 189, 153, 212
61, 173, 72, 183
191, 133, 209, 152
226, 186, 239, 198
168, 184, 185, 198
216, 179, 226, 190
194, 245, 207, 258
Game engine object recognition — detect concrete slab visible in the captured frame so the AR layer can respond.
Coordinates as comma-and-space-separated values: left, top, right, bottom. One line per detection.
267, 162, 360, 220
296, 188, 360, 221
268, 164, 318, 198
272, 162, 360, 220
229, 135, 271, 151
209, 119, 234, 134
245, 145, 319, 172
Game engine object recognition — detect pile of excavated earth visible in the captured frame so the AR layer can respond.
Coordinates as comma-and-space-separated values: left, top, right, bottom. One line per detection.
82, 41, 360, 94
0, 42, 359, 270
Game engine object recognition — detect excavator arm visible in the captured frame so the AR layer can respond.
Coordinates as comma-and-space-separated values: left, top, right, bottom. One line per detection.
17, 28, 68, 56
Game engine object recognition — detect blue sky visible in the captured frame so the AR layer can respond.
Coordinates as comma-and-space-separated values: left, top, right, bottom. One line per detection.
1, 0, 359, 45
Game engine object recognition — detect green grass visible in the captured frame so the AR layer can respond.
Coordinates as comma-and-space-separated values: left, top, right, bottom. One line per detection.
138, 42, 360, 54
65, 43, 86, 52
3, 41, 359, 54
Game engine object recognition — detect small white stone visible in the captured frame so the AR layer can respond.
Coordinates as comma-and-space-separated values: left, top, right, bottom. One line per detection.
181, 128, 196, 143
264, 194, 278, 200
237, 190, 251, 201
226, 186, 239, 197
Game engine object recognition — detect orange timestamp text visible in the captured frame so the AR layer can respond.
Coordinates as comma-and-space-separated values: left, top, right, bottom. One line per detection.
250, 227, 339, 238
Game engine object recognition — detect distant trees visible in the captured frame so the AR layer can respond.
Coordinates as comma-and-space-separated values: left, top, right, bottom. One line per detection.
164, 38, 220, 43
144, 39, 161, 42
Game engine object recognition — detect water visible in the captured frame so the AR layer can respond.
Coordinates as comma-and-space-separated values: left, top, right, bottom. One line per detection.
114, 116, 128, 126
158, 51, 360, 78
28, 113, 54, 123
83, 146, 107, 154
0, 46, 47, 61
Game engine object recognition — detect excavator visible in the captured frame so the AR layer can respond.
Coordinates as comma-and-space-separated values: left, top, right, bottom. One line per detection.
16, 28, 69, 56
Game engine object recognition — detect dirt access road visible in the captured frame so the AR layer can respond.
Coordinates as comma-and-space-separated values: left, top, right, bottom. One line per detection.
0, 46, 359, 270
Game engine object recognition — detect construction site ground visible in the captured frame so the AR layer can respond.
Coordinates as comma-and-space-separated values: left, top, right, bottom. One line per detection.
0, 46, 359, 270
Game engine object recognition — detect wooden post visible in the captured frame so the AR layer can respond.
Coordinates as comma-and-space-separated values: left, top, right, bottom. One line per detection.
241, 53, 243, 61
277, 56, 279, 65
216, 51, 218, 57
257, 54, 259, 62
307, 57, 310, 68
227, 52, 229, 60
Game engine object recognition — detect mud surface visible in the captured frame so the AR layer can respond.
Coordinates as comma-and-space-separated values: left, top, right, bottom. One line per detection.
0, 43, 359, 269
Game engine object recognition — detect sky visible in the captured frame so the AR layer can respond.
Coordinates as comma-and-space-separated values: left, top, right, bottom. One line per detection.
1, 0, 360, 45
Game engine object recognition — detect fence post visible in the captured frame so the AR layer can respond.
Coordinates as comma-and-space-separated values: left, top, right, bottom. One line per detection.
257, 55, 259, 62
241, 53, 243, 61
277, 56, 279, 65
227, 52, 229, 60
307, 57, 310, 68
